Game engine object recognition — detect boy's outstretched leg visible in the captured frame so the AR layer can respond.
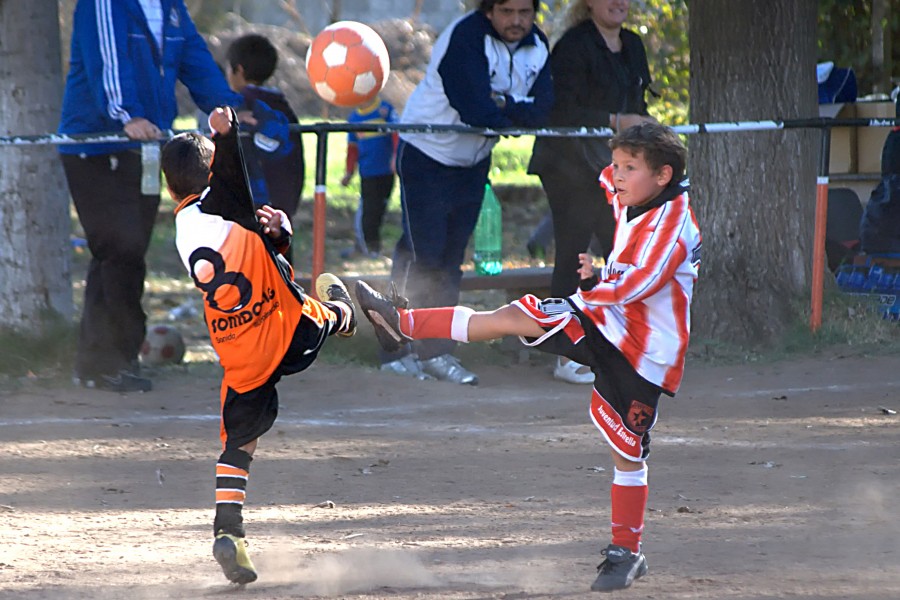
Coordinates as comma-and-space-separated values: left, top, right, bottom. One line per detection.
316, 273, 357, 337
355, 281, 545, 353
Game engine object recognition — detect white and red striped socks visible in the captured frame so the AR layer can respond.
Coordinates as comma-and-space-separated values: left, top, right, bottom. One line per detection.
398, 306, 474, 342
610, 466, 648, 553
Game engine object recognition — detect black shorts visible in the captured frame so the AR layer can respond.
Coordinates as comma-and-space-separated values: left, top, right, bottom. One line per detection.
512, 294, 664, 462
219, 296, 347, 449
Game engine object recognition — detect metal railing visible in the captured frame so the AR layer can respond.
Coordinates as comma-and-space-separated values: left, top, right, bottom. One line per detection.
5, 115, 900, 331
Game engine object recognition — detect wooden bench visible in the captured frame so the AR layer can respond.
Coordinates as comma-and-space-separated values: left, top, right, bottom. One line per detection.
298, 266, 553, 295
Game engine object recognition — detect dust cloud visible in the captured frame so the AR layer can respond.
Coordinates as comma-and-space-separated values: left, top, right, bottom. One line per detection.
257, 546, 439, 596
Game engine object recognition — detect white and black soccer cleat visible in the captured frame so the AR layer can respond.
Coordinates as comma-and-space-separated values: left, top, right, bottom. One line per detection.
315, 273, 357, 337
590, 544, 648, 592
355, 280, 412, 353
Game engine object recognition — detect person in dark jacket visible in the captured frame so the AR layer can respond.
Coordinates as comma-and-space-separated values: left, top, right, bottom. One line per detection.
59, 0, 241, 392
225, 33, 305, 263
225, 35, 304, 214
860, 97, 900, 255
527, 0, 656, 384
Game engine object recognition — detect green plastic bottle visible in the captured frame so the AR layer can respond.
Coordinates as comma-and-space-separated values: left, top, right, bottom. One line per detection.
473, 182, 503, 275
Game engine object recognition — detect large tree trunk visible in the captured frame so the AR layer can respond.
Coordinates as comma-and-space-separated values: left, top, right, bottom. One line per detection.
0, 2, 72, 331
688, 1, 819, 345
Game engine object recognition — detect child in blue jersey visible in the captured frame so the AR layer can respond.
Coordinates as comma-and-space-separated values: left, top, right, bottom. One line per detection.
340, 95, 399, 258
226, 34, 305, 264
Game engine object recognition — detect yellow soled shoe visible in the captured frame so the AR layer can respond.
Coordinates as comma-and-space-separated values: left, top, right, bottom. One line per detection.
213, 532, 258, 585
315, 273, 357, 337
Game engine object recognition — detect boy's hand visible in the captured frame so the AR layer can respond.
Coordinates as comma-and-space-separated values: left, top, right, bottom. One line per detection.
256, 205, 286, 239
578, 253, 603, 292
208, 108, 233, 135
577, 253, 595, 280
340, 172, 352, 187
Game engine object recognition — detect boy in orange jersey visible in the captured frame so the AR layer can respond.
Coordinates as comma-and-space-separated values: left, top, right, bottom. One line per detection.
357, 122, 700, 593
161, 106, 356, 586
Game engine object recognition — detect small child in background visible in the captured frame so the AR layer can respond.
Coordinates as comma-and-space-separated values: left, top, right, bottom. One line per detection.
226, 34, 305, 262
340, 95, 399, 258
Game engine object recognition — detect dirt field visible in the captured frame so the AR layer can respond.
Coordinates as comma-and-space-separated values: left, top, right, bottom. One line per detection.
2, 347, 900, 599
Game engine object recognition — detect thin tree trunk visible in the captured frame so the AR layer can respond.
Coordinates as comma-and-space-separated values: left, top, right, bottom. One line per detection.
411, 0, 425, 22
871, 0, 887, 94
328, 0, 341, 24
688, 0, 818, 345
0, 2, 72, 331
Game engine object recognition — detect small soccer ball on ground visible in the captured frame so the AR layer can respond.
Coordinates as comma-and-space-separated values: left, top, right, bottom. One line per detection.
305, 21, 390, 108
140, 324, 186, 366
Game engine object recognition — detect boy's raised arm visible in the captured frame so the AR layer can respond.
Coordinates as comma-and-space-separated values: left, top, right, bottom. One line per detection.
202, 107, 258, 230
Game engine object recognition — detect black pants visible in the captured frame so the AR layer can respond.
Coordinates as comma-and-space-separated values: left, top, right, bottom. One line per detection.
390, 141, 490, 361
355, 173, 394, 254
61, 152, 160, 378
539, 164, 616, 298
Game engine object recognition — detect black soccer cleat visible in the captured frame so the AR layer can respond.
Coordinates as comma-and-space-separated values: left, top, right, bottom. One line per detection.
213, 532, 258, 585
315, 273, 357, 337
590, 544, 648, 592
355, 280, 412, 353
77, 370, 152, 393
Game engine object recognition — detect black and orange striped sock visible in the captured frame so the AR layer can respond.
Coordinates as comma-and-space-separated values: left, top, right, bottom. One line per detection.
213, 448, 252, 537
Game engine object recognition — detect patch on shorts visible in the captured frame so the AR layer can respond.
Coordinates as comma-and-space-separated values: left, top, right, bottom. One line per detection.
537, 297, 573, 316
626, 400, 655, 434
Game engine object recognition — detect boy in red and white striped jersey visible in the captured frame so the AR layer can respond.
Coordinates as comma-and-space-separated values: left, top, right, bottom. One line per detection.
357, 122, 700, 593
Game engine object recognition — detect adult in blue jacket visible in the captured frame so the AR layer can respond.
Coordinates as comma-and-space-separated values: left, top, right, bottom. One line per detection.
384, 0, 553, 385
59, 0, 241, 392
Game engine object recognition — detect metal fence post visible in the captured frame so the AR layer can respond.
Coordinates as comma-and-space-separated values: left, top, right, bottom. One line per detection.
312, 125, 328, 297
811, 126, 832, 332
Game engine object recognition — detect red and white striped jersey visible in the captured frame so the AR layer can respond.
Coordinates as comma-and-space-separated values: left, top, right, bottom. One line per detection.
572, 165, 701, 394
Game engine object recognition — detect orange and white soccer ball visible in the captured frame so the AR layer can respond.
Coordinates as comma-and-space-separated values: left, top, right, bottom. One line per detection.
140, 324, 186, 367
305, 21, 390, 108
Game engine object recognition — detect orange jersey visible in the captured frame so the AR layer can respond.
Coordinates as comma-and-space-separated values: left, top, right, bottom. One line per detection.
174, 122, 306, 393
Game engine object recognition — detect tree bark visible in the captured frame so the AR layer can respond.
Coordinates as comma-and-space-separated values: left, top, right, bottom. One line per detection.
328, 0, 342, 24
0, 2, 73, 331
688, 0, 819, 345
871, 0, 888, 94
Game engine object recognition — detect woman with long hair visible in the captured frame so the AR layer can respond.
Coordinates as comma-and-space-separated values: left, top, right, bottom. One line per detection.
528, 0, 656, 384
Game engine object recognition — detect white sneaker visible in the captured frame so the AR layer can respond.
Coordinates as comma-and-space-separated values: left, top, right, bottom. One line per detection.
553, 357, 593, 384
380, 354, 434, 381
420, 354, 478, 385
